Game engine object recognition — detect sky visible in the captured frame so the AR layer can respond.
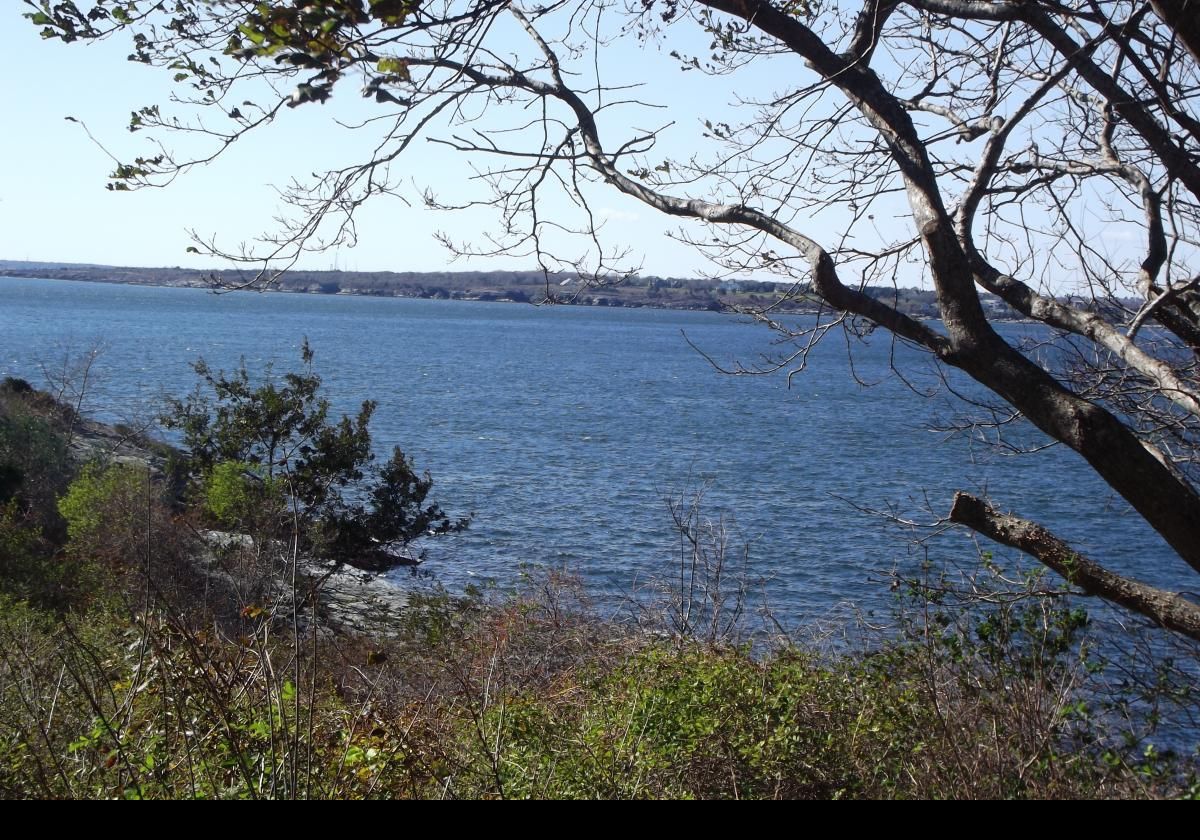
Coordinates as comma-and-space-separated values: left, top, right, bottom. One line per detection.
0, 5, 1149, 293
0, 6, 784, 278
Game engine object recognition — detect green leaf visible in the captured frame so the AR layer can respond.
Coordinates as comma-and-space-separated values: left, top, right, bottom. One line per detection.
377, 57, 410, 81
238, 23, 265, 46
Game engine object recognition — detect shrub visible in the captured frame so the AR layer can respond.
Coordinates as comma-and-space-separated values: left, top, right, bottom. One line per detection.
0, 563, 1194, 799
203, 459, 283, 530
164, 341, 467, 570
58, 462, 148, 561
0, 500, 79, 609
0, 390, 73, 538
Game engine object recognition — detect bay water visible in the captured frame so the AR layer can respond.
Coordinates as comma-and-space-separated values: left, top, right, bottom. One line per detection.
0, 276, 1184, 630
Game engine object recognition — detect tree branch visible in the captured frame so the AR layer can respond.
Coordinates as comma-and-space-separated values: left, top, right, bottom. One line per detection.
949, 492, 1200, 643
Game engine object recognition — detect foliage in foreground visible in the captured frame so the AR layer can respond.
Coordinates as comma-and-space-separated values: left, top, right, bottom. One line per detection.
0, 565, 1196, 799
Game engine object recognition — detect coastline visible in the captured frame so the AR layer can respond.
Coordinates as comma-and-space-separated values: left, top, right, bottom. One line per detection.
0, 260, 989, 320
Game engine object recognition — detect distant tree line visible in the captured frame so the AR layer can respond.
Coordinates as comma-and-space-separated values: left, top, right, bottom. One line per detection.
0, 260, 1039, 319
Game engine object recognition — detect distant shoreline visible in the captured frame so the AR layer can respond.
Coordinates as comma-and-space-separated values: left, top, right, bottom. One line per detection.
0, 259, 1013, 321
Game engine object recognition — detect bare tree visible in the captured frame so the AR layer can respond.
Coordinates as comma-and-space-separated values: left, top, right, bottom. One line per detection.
23, 0, 1200, 637
37, 338, 106, 445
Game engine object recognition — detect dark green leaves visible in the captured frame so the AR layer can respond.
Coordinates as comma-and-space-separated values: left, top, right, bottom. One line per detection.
163, 341, 466, 570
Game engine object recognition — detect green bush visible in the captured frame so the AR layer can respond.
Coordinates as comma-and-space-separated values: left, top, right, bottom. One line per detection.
429, 643, 922, 799
203, 460, 283, 529
58, 462, 151, 570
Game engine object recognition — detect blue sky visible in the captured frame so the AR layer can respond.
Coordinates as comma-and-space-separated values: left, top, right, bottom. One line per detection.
0, 8, 779, 277
2, 6, 1139, 295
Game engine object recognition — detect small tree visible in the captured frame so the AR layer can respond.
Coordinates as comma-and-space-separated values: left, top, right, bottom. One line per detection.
328, 444, 471, 567
164, 341, 467, 571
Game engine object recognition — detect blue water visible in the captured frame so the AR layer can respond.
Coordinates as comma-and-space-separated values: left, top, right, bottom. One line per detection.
0, 276, 1186, 627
